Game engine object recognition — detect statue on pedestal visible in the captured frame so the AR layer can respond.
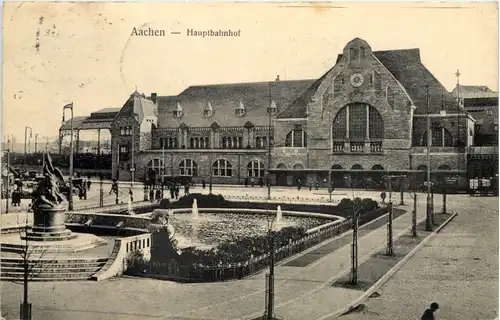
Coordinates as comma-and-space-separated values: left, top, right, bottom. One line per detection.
26, 153, 75, 241
32, 153, 66, 210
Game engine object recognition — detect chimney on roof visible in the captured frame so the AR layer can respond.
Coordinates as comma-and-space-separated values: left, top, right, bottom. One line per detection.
151, 93, 157, 104
276, 75, 280, 82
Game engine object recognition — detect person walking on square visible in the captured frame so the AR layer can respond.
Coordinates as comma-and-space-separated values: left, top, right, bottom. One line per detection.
380, 191, 387, 204
155, 188, 161, 202
149, 187, 154, 202
202, 179, 206, 189
87, 179, 91, 191
421, 302, 439, 320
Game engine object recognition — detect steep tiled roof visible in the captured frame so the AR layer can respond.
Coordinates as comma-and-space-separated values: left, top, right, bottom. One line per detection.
452, 85, 498, 99
157, 80, 314, 127
372, 49, 465, 114
277, 67, 334, 119
116, 92, 157, 123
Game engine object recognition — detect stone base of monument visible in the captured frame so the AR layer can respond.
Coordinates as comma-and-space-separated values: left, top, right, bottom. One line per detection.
22, 205, 77, 242
1, 232, 108, 254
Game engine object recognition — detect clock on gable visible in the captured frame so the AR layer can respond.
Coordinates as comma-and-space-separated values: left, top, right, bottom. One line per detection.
350, 73, 364, 87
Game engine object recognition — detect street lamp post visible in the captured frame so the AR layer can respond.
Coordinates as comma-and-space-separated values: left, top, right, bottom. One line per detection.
425, 86, 433, 231
266, 82, 273, 201
34, 134, 38, 153
6, 142, 10, 214
24, 126, 32, 166
62, 103, 74, 211
161, 141, 165, 199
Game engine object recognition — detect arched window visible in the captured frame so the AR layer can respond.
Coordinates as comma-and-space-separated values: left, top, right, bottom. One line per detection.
147, 158, 164, 181
247, 161, 265, 178
285, 129, 308, 147
212, 159, 232, 177
331, 164, 344, 180
189, 137, 194, 149
277, 163, 287, 169
371, 165, 385, 183
422, 128, 453, 147
332, 104, 384, 140
179, 159, 198, 176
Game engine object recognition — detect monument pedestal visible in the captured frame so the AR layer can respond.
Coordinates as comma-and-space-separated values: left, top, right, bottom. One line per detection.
22, 205, 76, 242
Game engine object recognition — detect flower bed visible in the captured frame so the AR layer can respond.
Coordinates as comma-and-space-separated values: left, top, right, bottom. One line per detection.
159, 193, 379, 219
124, 194, 392, 283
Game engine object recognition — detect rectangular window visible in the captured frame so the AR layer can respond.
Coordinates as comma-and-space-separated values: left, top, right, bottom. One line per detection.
350, 48, 359, 63
374, 71, 382, 93
387, 87, 395, 108
333, 77, 343, 97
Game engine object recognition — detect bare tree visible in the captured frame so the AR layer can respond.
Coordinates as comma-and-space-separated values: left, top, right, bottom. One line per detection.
347, 178, 363, 285
7, 215, 52, 320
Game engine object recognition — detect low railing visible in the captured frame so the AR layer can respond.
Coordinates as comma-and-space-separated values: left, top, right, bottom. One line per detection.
144, 218, 354, 282
370, 141, 383, 153
135, 207, 389, 282
332, 142, 344, 153
76, 201, 159, 214
350, 142, 364, 153
223, 194, 340, 204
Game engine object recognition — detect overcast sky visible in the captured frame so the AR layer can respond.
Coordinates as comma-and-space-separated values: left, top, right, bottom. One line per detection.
2, 2, 498, 142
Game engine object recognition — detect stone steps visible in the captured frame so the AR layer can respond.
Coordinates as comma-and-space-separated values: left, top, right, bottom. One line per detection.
0, 239, 107, 254
0, 257, 108, 281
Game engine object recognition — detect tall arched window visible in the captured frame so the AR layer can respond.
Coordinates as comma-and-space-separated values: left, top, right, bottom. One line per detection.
247, 161, 265, 177
179, 159, 198, 176
332, 104, 384, 141
285, 129, 308, 147
212, 159, 232, 177
422, 128, 453, 147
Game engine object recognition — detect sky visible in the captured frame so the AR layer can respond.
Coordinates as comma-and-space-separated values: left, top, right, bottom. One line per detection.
2, 2, 498, 143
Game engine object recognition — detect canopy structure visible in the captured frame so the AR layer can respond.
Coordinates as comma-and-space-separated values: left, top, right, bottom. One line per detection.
58, 107, 120, 154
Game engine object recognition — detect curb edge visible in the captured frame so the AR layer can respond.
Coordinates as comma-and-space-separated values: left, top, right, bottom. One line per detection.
318, 211, 459, 320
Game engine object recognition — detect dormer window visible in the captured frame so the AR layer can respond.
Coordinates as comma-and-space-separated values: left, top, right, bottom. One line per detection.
235, 101, 246, 116
267, 100, 278, 115
204, 101, 213, 117
173, 102, 183, 118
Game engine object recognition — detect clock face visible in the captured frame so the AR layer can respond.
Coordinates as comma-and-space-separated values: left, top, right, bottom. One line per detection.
350, 73, 364, 87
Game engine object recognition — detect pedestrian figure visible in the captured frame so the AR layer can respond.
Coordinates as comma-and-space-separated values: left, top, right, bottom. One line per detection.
170, 186, 175, 199
155, 188, 161, 202
251, 178, 254, 188
184, 184, 189, 195
87, 180, 91, 191
175, 186, 179, 199
149, 188, 154, 202
297, 179, 302, 191
421, 302, 439, 320
78, 186, 84, 200
380, 191, 387, 204
245, 177, 248, 187
129, 188, 134, 202
202, 179, 206, 189
309, 184, 312, 191
83, 185, 87, 200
